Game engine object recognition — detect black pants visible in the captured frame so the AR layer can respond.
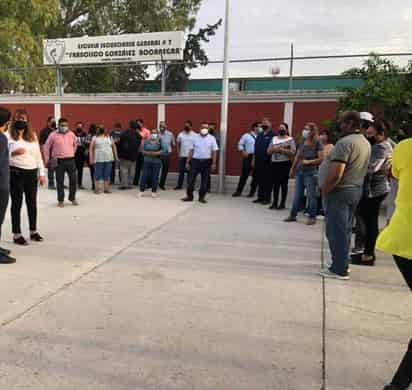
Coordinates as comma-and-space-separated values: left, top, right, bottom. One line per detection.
271, 160, 291, 207
390, 256, 412, 389
0, 189, 9, 240
134, 152, 144, 186
89, 164, 95, 190
159, 154, 170, 188
235, 154, 257, 195
358, 194, 387, 256
256, 160, 272, 202
187, 159, 211, 200
177, 157, 188, 189
75, 151, 85, 187
56, 158, 77, 203
10, 167, 38, 234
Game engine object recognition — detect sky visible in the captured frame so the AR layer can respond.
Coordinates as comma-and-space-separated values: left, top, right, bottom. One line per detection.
186, 0, 412, 79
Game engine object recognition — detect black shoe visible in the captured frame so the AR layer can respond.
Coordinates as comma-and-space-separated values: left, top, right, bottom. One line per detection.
261, 200, 271, 205
182, 197, 194, 202
284, 216, 297, 222
0, 247, 11, 256
351, 254, 376, 266
174, 186, 183, 190
48, 185, 56, 190
30, 233, 44, 242
252, 199, 263, 204
159, 186, 166, 191
246, 193, 255, 198
13, 236, 29, 246
232, 192, 241, 197
277, 203, 286, 210
199, 198, 208, 204
268, 204, 277, 210
383, 386, 398, 390
0, 254, 16, 264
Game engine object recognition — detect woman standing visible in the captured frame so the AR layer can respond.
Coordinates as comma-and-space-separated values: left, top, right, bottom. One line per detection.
74, 122, 87, 189
84, 124, 97, 190
267, 123, 296, 210
284, 123, 324, 225
138, 129, 168, 198
377, 136, 412, 390
352, 119, 393, 266
318, 130, 335, 215
89, 127, 118, 194
8, 109, 45, 245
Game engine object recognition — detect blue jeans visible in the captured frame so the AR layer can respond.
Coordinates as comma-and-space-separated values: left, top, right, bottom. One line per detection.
177, 157, 188, 188
47, 165, 55, 186
140, 161, 161, 193
324, 186, 363, 276
290, 172, 318, 219
94, 161, 113, 182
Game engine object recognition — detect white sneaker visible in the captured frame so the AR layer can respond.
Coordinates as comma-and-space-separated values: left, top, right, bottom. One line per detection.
319, 268, 350, 280
137, 192, 144, 198
151, 192, 157, 198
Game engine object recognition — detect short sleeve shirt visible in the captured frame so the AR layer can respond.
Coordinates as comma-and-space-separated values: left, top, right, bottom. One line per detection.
319, 133, 371, 189
177, 131, 195, 158
296, 140, 323, 175
191, 134, 219, 159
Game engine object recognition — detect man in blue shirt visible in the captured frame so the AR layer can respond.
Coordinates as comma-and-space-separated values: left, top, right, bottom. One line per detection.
182, 122, 219, 204
253, 118, 276, 205
233, 121, 260, 197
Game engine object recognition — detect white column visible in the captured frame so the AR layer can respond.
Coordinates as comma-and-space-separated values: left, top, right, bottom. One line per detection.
54, 103, 61, 121
157, 103, 165, 125
283, 102, 294, 133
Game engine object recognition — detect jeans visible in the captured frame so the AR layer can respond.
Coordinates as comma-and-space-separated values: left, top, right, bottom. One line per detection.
390, 256, 412, 389
56, 158, 77, 203
140, 161, 161, 193
271, 160, 291, 207
0, 189, 9, 240
134, 152, 144, 186
119, 159, 135, 188
187, 159, 211, 200
176, 157, 188, 189
358, 194, 387, 256
290, 171, 318, 219
235, 154, 257, 195
47, 164, 55, 187
159, 154, 170, 188
324, 186, 363, 276
94, 161, 113, 182
10, 167, 38, 234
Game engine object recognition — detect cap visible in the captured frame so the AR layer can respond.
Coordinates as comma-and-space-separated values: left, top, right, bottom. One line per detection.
360, 112, 374, 123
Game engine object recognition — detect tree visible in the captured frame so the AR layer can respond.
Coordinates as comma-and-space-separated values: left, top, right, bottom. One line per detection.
0, 0, 58, 93
159, 19, 222, 92
338, 54, 412, 130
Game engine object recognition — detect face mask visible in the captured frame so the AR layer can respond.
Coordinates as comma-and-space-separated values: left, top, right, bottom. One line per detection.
367, 136, 376, 145
50, 122, 57, 129
184, 125, 191, 131
14, 120, 27, 131
159, 126, 165, 131
320, 135, 327, 143
302, 129, 311, 139
200, 128, 209, 136
150, 134, 159, 140
76, 127, 83, 133
278, 129, 287, 136
257, 127, 263, 133
59, 126, 69, 133
261, 125, 269, 131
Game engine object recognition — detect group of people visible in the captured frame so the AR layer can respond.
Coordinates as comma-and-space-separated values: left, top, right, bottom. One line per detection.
233, 112, 412, 389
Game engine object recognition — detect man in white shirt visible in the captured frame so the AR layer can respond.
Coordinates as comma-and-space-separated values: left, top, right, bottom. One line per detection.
175, 120, 195, 190
182, 122, 219, 204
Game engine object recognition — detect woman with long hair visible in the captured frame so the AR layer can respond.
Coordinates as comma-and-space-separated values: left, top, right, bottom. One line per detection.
84, 124, 97, 190
284, 122, 324, 225
7, 109, 45, 245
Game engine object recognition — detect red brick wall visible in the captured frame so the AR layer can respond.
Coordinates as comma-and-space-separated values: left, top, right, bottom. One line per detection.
292, 102, 338, 137
61, 104, 158, 132
0, 104, 54, 134
227, 103, 284, 175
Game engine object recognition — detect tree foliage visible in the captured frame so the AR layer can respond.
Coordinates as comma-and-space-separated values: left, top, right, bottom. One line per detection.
338, 54, 412, 130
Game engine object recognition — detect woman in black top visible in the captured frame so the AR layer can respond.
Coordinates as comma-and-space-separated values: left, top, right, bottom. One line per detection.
74, 122, 87, 189
84, 124, 97, 190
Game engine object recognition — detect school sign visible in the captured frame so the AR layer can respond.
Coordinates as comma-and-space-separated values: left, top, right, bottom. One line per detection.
43, 31, 185, 65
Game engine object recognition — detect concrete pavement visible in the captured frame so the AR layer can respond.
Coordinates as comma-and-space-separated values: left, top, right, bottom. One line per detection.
0, 185, 409, 389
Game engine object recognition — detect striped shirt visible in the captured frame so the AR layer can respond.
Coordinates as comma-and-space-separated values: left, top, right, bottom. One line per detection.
270, 136, 296, 162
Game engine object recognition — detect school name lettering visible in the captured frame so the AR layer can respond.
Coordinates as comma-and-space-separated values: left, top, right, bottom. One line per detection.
77, 39, 175, 50
67, 47, 181, 59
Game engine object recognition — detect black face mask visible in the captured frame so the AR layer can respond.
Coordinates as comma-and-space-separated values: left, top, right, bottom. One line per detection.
76, 128, 83, 133
367, 136, 377, 145
14, 121, 27, 131
262, 125, 269, 131
184, 126, 191, 131
279, 130, 287, 136
50, 122, 57, 129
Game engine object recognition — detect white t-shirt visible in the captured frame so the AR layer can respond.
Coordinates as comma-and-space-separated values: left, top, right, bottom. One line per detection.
177, 131, 195, 158
7, 134, 45, 176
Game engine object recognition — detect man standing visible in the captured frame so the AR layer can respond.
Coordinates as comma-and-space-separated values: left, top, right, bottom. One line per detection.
232, 122, 259, 197
253, 118, 275, 205
158, 121, 176, 190
319, 111, 371, 280
74, 121, 87, 189
44, 118, 79, 208
134, 118, 151, 186
40, 116, 57, 189
110, 122, 122, 185
117, 120, 142, 190
175, 120, 195, 190
182, 124, 218, 204
0, 107, 16, 264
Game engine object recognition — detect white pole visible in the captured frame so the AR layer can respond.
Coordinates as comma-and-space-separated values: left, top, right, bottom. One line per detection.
218, 0, 231, 194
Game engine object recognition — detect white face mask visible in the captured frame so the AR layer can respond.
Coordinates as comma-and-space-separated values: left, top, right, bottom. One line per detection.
200, 128, 209, 136
302, 129, 311, 139
150, 133, 159, 140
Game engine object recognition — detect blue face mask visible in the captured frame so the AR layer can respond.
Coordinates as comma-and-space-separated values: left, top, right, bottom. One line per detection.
302, 129, 311, 139
150, 134, 159, 140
